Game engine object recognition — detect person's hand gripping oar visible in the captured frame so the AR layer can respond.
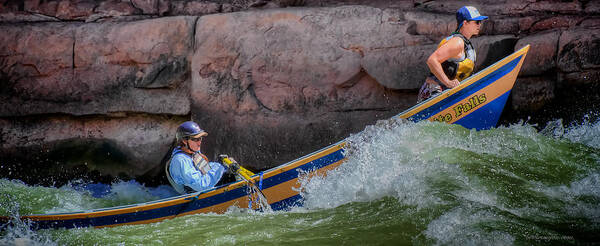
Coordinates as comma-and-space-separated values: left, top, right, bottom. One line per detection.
219, 155, 271, 211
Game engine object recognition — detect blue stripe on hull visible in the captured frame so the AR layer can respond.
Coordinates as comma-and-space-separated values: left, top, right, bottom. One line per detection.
271, 194, 303, 211
32, 202, 190, 229
407, 56, 522, 122
454, 90, 512, 130
258, 149, 345, 190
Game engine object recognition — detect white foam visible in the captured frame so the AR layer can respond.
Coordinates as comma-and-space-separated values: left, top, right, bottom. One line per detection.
300, 119, 461, 209
563, 118, 600, 149
533, 172, 600, 223
425, 207, 515, 245
104, 180, 161, 203
0, 218, 57, 246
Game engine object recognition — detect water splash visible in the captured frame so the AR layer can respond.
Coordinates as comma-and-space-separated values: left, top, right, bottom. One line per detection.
299, 118, 600, 244
0, 198, 57, 246
0, 180, 179, 245
546, 116, 600, 149
0, 179, 178, 216
0, 220, 57, 246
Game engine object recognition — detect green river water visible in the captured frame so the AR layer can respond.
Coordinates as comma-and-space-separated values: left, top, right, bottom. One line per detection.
1, 118, 599, 245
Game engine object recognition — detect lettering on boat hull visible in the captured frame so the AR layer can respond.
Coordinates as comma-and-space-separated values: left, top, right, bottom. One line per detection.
432, 93, 487, 123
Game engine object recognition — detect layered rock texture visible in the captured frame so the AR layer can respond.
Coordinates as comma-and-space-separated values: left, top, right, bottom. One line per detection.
1, 0, 599, 186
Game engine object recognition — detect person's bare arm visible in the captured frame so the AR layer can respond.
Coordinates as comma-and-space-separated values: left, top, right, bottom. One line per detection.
426, 37, 464, 88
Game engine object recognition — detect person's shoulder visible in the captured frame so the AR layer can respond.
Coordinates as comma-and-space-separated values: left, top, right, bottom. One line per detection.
448, 36, 464, 45
441, 36, 464, 51
171, 152, 190, 163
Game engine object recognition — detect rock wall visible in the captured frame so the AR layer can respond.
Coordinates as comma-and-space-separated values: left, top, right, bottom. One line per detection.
1, 15, 195, 185
1, 0, 599, 186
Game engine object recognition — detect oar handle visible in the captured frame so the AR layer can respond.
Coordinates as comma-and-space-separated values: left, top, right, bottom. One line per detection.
221, 156, 255, 181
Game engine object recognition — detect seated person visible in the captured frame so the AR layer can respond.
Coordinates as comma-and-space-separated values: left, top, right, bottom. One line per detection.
165, 121, 227, 194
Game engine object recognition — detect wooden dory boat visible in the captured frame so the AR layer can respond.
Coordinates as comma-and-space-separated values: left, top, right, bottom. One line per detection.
2, 45, 530, 230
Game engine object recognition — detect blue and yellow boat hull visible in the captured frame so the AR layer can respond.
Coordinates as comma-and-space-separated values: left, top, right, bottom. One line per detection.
403, 45, 529, 130
3, 45, 529, 230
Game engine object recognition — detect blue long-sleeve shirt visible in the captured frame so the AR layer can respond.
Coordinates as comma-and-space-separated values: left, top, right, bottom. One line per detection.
168, 148, 226, 193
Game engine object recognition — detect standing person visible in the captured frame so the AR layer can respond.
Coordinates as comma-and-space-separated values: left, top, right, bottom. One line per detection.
165, 121, 227, 194
417, 6, 488, 103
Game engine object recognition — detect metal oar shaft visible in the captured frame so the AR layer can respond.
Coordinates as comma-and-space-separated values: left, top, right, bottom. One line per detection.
237, 173, 270, 209
221, 157, 271, 210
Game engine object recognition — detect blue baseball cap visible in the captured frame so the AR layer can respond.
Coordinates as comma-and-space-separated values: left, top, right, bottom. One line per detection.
456, 6, 488, 29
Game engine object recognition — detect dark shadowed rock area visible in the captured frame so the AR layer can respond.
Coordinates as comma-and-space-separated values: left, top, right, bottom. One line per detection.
1, 0, 599, 186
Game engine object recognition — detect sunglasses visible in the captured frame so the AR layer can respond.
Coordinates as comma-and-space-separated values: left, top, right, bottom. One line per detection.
471, 20, 482, 25
188, 136, 203, 142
